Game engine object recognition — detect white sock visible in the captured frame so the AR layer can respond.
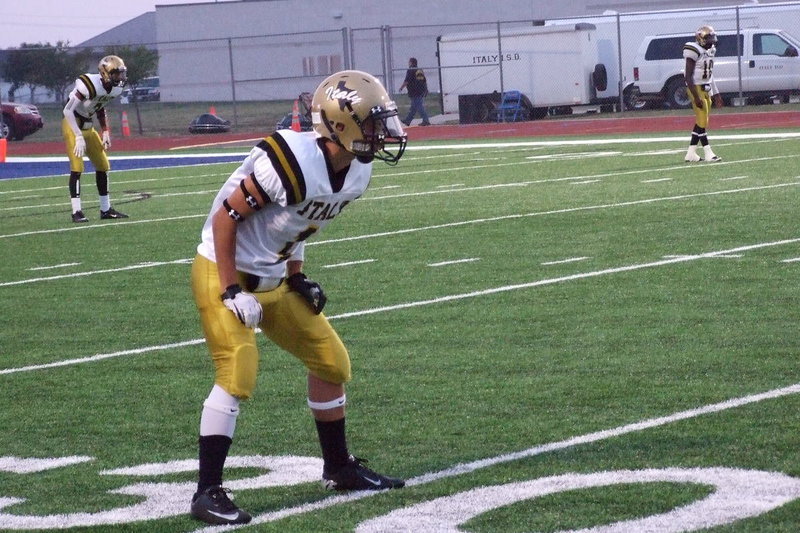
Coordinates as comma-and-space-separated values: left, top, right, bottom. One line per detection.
686, 145, 698, 156
200, 384, 240, 438
71, 198, 82, 213
703, 146, 716, 158
99, 195, 111, 212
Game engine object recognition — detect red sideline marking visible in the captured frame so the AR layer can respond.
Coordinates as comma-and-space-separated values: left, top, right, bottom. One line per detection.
9, 111, 800, 156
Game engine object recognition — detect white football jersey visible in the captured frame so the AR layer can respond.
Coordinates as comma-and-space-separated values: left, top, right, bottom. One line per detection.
683, 42, 716, 84
197, 130, 372, 278
69, 73, 123, 122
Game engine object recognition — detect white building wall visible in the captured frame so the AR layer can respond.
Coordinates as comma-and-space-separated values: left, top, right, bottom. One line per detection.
153, 0, 800, 102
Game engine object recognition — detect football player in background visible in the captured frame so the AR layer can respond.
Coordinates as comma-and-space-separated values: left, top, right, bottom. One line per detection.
62, 55, 129, 223
684, 25, 723, 162
189, 70, 407, 526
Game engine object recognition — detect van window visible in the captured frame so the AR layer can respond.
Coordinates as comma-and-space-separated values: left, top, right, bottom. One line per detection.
644, 34, 743, 60
753, 33, 795, 56
645, 36, 691, 60
714, 35, 743, 57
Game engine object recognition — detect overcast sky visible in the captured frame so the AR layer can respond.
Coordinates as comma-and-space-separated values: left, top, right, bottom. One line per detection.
0, 0, 234, 49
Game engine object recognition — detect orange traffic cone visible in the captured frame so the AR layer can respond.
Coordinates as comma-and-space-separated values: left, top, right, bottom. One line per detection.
0, 138, 7, 163
290, 99, 301, 132
209, 105, 217, 115
121, 111, 131, 137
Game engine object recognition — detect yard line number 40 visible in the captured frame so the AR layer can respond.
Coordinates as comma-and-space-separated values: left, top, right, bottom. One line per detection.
1, 455, 799, 530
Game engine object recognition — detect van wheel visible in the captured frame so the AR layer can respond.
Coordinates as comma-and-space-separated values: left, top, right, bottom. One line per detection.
665, 78, 691, 109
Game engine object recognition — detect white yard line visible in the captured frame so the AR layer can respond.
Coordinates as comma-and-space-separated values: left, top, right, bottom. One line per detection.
321, 259, 376, 268
428, 258, 480, 267
27, 262, 81, 271
2, 151, 799, 235
541, 256, 589, 266
192, 381, 800, 532
0, 172, 227, 195
3, 182, 799, 283
0, 258, 192, 288
2, 237, 798, 375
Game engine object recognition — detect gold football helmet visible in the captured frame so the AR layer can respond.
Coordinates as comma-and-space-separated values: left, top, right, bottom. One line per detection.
695, 25, 718, 49
98, 55, 128, 87
311, 70, 406, 164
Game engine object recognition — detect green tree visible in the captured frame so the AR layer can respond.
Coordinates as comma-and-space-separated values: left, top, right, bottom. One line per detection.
105, 45, 159, 134
2, 43, 48, 102
41, 42, 93, 103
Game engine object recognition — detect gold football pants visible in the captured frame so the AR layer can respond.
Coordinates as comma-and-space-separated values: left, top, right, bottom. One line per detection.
61, 118, 110, 173
191, 254, 351, 399
687, 86, 712, 129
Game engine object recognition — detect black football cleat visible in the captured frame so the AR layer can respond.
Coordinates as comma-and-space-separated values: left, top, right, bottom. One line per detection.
190, 486, 252, 525
100, 207, 128, 219
71, 210, 88, 223
322, 455, 405, 491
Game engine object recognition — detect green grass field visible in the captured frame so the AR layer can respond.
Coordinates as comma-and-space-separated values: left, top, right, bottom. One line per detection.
1, 129, 800, 532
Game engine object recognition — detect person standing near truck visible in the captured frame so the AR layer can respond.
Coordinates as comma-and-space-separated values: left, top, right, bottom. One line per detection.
683, 25, 722, 163
399, 57, 431, 126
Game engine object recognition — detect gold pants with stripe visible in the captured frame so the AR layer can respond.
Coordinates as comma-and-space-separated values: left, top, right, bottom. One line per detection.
61, 119, 110, 173
191, 254, 351, 399
687, 86, 712, 129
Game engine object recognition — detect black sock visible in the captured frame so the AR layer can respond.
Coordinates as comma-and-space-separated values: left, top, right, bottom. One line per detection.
695, 126, 708, 147
315, 418, 349, 470
69, 171, 81, 198
96, 171, 109, 196
197, 435, 232, 493
690, 124, 703, 146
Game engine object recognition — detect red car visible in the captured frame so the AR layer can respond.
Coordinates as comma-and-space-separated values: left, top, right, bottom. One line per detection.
1, 102, 44, 141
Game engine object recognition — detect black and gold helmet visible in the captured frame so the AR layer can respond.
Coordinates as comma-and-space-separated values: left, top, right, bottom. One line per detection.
311, 70, 407, 165
695, 25, 718, 49
98, 55, 128, 88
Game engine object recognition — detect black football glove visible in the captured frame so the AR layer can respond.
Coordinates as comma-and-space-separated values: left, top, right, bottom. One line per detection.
286, 273, 327, 314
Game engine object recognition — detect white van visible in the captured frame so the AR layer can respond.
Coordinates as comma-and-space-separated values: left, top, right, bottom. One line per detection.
632, 28, 800, 109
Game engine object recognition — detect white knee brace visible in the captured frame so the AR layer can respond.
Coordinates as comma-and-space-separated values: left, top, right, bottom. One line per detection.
307, 394, 346, 411
200, 385, 240, 437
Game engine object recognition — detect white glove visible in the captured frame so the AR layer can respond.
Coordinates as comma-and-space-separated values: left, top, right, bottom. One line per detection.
221, 284, 262, 329
102, 130, 111, 150
73, 136, 86, 157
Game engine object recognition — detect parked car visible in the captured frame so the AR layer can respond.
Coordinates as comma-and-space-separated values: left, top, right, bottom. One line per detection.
1, 102, 44, 141
188, 113, 231, 134
274, 112, 313, 132
122, 76, 160, 102
275, 92, 314, 131
633, 28, 800, 109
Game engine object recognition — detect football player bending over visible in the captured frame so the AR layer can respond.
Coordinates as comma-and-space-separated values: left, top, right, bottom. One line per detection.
189, 70, 407, 526
62, 55, 129, 223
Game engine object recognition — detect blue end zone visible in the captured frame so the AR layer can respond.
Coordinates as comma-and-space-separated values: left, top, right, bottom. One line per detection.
0, 153, 246, 180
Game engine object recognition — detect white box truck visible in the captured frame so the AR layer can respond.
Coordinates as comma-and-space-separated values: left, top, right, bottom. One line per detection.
436, 23, 629, 122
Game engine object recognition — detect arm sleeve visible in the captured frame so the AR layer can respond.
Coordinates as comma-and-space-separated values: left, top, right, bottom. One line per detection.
62, 91, 84, 137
